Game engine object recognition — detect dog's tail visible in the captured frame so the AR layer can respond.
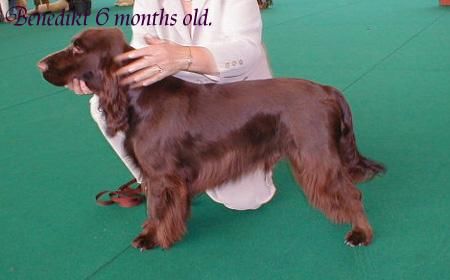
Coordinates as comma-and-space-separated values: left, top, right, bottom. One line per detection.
334, 89, 386, 183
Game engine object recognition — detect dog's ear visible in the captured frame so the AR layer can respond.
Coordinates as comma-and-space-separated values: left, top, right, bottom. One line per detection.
108, 28, 134, 56
99, 71, 129, 137
95, 28, 134, 136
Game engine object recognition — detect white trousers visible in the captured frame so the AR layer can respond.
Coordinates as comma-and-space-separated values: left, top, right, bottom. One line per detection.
89, 96, 276, 210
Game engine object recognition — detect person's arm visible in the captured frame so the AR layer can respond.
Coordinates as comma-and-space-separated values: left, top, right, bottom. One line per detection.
199, 0, 264, 82
115, 36, 217, 88
115, 0, 263, 87
115, 0, 218, 88
129, 0, 217, 76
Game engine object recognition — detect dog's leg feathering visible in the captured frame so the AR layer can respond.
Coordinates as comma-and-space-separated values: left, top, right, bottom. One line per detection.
289, 152, 373, 247
132, 176, 190, 251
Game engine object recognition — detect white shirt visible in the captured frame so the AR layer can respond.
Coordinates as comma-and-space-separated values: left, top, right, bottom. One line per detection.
130, 0, 272, 84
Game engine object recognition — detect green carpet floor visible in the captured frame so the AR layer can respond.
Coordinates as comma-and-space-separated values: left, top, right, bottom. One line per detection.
1, 0, 449, 279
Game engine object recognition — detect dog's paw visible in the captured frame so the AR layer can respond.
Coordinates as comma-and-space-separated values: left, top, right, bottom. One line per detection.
132, 233, 157, 251
344, 229, 370, 247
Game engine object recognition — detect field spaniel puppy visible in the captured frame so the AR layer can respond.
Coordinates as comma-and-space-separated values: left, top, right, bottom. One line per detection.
38, 28, 385, 250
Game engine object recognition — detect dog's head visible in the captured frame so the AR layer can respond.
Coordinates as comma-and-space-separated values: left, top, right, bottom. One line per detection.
38, 28, 131, 90
38, 28, 133, 136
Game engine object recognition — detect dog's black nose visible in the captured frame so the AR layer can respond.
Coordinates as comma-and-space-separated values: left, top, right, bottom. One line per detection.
37, 62, 48, 72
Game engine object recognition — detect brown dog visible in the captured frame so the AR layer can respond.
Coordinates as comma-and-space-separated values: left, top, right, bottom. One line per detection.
38, 28, 385, 250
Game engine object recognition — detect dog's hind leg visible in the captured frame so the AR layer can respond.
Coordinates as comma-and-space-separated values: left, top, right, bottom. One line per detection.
289, 152, 373, 246
132, 175, 190, 250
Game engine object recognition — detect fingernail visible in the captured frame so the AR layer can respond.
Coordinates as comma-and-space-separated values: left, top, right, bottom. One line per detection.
128, 54, 134, 59
128, 68, 134, 73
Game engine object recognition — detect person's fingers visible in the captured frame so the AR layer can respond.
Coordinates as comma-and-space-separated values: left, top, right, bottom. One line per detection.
72, 79, 83, 94
79, 80, 92, 94
66, 80, 74, 90
67, 79, 91, 95
120, 66, 163, 86
115, 47, 158, 63
114, 51, 135, 63
116, 56, 156, 76
130, 72, 166, 89
144, 36, 166, 45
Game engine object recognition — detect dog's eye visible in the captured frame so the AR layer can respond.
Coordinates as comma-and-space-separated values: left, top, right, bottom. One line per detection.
73, 46, 84, 54
72, 41, 84, 54
73, 45, 84, 54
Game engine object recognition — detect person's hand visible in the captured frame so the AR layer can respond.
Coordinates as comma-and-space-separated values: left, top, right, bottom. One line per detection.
66, 79, 93, 95
115, 36, 192, 89
36, 3, 49, 13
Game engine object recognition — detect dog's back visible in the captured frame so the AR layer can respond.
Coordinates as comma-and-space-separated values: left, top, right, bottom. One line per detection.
128, 77, 384, 192
133, 77, 340, 140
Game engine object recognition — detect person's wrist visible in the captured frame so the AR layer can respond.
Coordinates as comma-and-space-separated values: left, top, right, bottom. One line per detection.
184, 46, 193, 71
176, 46, 192, 71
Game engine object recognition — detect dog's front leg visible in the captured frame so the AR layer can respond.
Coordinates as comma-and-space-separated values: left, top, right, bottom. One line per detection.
132, 175, 190, 251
